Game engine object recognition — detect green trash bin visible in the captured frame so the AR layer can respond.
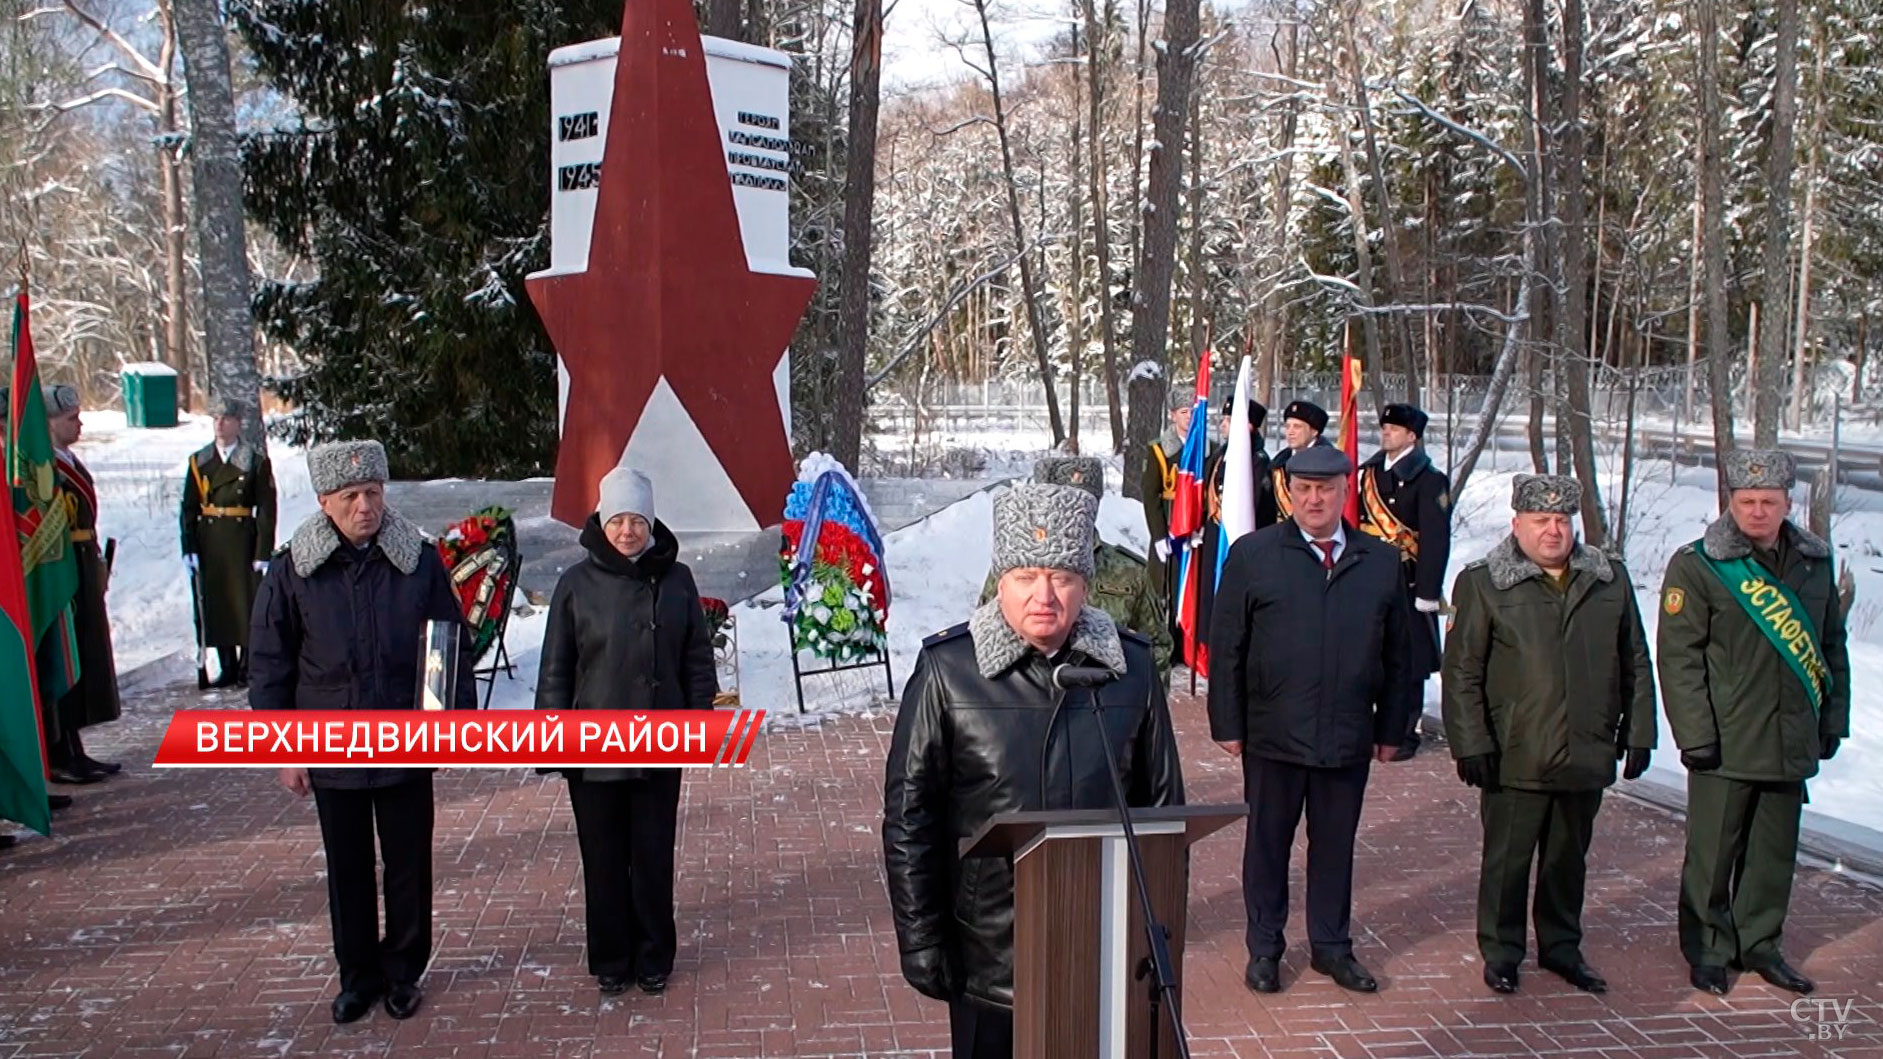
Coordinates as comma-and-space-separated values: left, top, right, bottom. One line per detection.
121, 362, 179, 428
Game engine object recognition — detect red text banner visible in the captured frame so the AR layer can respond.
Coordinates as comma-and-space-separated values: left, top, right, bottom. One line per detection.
152, 710, 766, 769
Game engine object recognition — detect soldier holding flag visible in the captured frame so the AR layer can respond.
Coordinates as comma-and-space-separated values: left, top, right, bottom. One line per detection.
1657, 450, 1849, 997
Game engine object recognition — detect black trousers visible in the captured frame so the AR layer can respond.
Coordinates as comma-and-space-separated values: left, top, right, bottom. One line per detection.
1477, 787, 1602, 967
949, 999, 1014, 1059
312, 776, 435, 995
1241, 755, 1371, 961
567, 773, 683, 978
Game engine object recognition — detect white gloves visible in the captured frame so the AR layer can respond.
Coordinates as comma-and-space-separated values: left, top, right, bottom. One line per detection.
1152, 539, 1172, 562
253, 560, 269, 574
1415, 598, 1442, 614
184, 554, 198, 573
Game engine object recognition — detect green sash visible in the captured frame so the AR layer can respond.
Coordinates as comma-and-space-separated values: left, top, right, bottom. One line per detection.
1693, 543, 1830, 713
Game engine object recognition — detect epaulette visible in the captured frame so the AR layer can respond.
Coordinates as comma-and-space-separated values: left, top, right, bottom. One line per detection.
1675, 542, 1696, 555
923, 622, 970, 646
1463, 557, 1488, 571
1118, 626, 1151, 646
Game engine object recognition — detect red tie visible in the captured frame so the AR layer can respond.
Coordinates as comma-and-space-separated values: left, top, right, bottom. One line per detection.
1315, 540, 1337, 570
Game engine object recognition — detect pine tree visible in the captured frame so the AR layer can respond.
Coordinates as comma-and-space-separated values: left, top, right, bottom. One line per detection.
233, 1, 623, 477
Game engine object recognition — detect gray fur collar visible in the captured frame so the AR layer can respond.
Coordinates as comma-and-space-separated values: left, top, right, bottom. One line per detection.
967, 599, 1127, 679
1701, 516, 1830, 561
1485, 534, 1613, 591
288, 508, 427, 578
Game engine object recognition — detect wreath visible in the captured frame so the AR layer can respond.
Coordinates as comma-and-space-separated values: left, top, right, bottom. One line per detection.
779, 455, 889, 664
435, 505, 517, 664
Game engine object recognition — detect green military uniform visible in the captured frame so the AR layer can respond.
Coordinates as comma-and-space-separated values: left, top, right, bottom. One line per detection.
180, 433, 278, 685
1658, 501, 1849, 984
1140, 430, 1183, 601
1443, 518, 1656, 984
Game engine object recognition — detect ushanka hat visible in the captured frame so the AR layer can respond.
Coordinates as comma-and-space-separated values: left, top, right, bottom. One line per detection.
991, 481, 1098, 580
1381, 402, 1429, 436
1032, 456, 1105, 503
308, 440, 389, 496
1722, 449, 1797, 492
1283, 399, 1329, 434
1511, 474, 1580, 515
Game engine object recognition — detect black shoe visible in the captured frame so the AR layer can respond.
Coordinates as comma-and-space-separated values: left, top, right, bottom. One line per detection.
637, 973, 668, 995
1310, 953, 1379, 993
384, 983, 422, 1019
1483, 963, 1519, 994
331, 990, 379, 1024
47, 794, 72, 810
0, 833, 16, 851
1690, 965, 1730, 995
1244, 956, 1281, 994
78, 755, 120, 775
1540, 957, 1608, 994
49, 765, 101, 785
1752, 960, 1814, 995
598, 974, 630, 996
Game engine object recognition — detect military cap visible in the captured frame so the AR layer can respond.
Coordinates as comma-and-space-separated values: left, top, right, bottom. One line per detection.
1285, 445, 1351, 479
1283, 400, 1329, 434
308, 439, 389, 496
1722, 449, 1797, 492
1511, 474, 1581, 515
1381, 402, 1429, 436
991, 481, 1097, 580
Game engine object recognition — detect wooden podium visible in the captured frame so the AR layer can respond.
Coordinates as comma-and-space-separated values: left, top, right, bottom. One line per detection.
960, 804, 1246, 1059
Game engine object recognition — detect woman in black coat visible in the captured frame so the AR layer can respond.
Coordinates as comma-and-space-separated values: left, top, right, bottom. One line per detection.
535, 466, 716, 996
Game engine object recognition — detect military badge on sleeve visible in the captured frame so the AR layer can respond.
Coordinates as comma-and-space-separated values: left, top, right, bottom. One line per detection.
1663, 587, 1686, 615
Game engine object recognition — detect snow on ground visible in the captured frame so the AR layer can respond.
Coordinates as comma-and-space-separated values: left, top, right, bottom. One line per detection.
84, 413, 1883, 834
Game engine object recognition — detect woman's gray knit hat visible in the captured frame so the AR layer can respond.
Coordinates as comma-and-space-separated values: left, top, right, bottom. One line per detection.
598, 465, 655, 525
991, 481, 1097, 580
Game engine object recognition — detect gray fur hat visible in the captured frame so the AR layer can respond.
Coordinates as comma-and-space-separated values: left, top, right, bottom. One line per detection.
1032, 456, 1104, 502
41, 383, 79, 414
992, 481, 1097, 581
1722, 449, 1797, 492
209, 396, 250, 420
308, 440, 388, 495
1512, 473, 1580, 514
1168, 385, 1197, 411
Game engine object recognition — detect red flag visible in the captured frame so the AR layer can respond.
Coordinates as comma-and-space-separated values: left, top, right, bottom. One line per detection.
1338, 323, 1362, 527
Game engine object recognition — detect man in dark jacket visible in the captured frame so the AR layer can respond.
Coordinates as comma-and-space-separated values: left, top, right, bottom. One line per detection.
249, 439, 475, 1025
1658, 450, 1850, 997
885, 480, 1184, 1058
1207, 444, 1416, 995
180, 397, 278, 689
1357, 403, 1451, 754
1442, 474, 1655, 996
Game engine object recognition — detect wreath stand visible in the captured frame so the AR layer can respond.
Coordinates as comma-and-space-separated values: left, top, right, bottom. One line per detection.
469, 533, 522, 710
789, 642, 894, 714
705, 599, 743, 706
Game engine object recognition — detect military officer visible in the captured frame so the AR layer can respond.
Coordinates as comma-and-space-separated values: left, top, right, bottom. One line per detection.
982, 456, 1172, 683
1442, 474, 1656, 996
1658, 450, 1849, 997
1140, 385, 1195, 664
1257, 400, 1331, 526
1357, 402, 1452, 751
181, 397, 278, 688
42, 384, 122, 784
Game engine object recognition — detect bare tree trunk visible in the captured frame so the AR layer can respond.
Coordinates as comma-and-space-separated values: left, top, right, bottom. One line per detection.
1259, 13, 1301, 406
1683, 182, 1702, 422
1337, 36, 1388, 416
154, 0, 193, 412
1129, 0, 1149, 283
973, 0, 1065, 445
1856, 311, 1869, 405
1788, 36, 1826, 434
828, 0, 883, 472
1082, 0, 1125, 452
1753, 0, 1799, 446
1523, 0, 1553, 476
172, 0, 262, 446
1185, 82, 1206, 358
705, 0, 745, 39
1343, 5, 1418, 401
1698, 0, 1735, 499
1122, 0, 1202, 499
1559, 0, 1606, 544
1449, 244, 1534, 498
1068, 101, 1086, 456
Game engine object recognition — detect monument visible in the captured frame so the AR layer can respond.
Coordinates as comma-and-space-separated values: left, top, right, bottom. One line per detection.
526, 0, 817, 533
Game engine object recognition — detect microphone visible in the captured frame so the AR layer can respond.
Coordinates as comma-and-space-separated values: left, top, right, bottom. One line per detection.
1052, 664, 1118, 690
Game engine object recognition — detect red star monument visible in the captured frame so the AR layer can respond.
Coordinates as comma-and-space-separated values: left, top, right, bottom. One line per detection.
526, 0, 816, 529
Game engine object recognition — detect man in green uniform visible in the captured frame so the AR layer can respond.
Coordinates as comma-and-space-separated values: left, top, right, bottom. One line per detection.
1442, 474, 1656, 996
181, 398, 278, 689
1658, 449, 1849, 997
986, 457, 1172, 683
1140, 386, 1194, 666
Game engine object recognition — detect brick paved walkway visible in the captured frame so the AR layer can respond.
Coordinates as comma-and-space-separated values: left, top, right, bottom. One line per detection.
3, 678, 1881, 1058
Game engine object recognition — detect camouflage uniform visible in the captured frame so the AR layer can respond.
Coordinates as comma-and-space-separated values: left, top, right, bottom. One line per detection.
980, 542, 1172, 683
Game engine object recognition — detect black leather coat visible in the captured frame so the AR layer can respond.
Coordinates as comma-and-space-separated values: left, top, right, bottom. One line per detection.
882, 609, 1184, 1011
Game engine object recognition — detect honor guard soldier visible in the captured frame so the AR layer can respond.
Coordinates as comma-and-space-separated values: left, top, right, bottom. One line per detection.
180, 397, 278, 688
1140, 385, 1195, 663
1257, 400, 1332, 526
1356, 403, 1452, 751
1441, 474, 1656, 996
42, 384, 123, 784
1657, 450, 1849, 997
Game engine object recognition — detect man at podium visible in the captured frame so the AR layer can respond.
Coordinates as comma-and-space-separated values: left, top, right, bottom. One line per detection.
884, 480, 1185, 1058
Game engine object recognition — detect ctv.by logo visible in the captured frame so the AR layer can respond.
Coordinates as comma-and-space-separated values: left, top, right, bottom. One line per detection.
1792, 998, 1867, 1041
